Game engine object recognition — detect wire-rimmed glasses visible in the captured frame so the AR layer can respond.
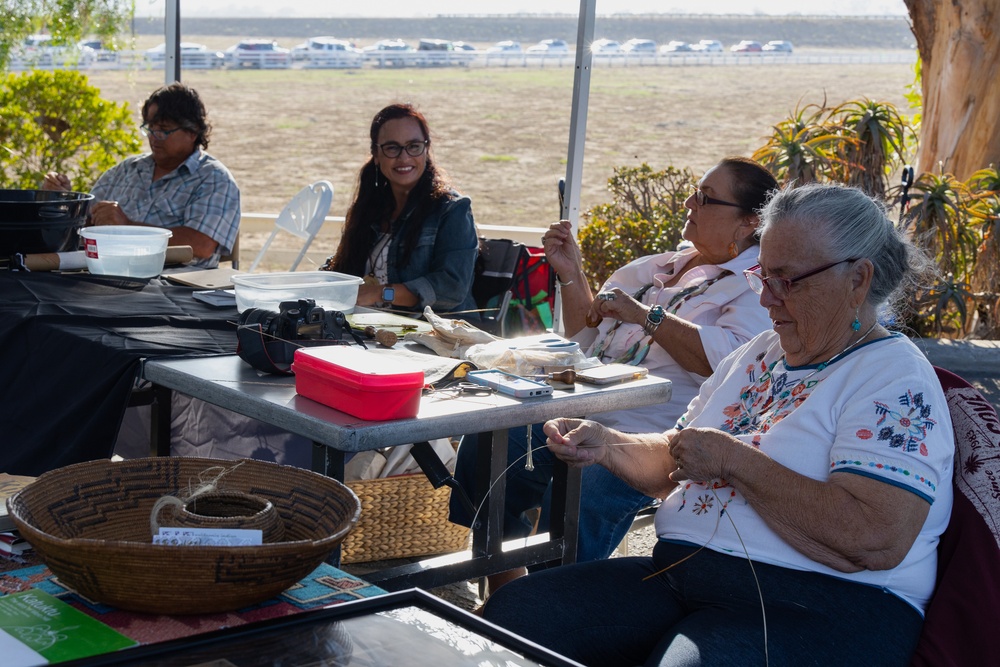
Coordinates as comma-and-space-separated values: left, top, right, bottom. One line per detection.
743, 259, 859, 299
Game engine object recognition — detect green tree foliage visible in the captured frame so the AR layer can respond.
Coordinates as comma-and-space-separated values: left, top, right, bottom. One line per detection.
0, 1, 134, 71
577, 164, 695, 291
0, 69, 140, 189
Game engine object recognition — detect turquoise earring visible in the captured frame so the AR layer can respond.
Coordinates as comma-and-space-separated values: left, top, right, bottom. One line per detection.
851, 308, 861, 332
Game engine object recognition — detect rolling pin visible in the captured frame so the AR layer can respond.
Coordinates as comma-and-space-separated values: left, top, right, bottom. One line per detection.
21, 246, 195, 272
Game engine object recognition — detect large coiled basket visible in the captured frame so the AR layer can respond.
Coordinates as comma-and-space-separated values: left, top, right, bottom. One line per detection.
8, 457, 360, 615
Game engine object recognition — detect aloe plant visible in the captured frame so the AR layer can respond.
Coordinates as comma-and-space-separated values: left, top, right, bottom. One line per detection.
752, 103, 848, 187
831, 98, 914, 200
903, 170, 978, 282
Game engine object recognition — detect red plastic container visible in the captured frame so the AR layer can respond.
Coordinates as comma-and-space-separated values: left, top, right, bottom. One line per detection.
292, 346, 425, 421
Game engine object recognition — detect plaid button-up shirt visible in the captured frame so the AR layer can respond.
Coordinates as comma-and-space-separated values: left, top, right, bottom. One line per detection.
91, 149, 240, 268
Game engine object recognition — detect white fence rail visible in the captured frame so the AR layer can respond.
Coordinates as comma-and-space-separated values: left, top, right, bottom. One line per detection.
7, 49, 917, 73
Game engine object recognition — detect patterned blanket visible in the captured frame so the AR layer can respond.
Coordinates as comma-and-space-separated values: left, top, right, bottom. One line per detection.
0, 562, 385, 645
910, 368, 1000, 666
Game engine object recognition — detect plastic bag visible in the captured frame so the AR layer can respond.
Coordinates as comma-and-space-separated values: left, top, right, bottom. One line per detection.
464, 334, 589, 377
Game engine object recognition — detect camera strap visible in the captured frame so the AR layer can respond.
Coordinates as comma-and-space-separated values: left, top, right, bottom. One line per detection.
236, 323, 345, 375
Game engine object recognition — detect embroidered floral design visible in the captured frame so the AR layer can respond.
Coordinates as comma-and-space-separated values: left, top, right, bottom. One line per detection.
872, 390, 936, 456
677, 480, 737, 516
692, 495, 713, 515
720, 358, 820, 435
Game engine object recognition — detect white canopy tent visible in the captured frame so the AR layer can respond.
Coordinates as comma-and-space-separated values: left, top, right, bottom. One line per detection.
161, 0, 597, 331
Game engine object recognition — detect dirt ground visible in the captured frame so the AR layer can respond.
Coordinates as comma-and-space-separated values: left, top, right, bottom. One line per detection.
83, 53, 915, 269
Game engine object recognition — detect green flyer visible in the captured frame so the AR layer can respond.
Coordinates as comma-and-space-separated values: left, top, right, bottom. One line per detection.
0, 589, 137, 665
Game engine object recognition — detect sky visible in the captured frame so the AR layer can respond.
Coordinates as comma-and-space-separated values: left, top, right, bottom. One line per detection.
135, 0, 909, 18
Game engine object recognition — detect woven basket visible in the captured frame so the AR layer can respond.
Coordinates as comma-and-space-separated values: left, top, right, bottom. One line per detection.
341, 474, 470, 564
8, 457, 359, 615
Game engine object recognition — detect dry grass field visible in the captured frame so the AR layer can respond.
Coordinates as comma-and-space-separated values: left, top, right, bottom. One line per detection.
84, 51, 915, 269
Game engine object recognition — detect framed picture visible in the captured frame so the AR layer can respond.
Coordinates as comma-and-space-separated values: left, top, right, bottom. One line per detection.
62, 588, 584, 667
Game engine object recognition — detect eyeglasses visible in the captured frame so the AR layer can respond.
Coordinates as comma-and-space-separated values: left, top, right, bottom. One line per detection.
693, 188, 742, 209
377, 141, 428, 159
140, 124, 187, 141
743, 258, 859, 299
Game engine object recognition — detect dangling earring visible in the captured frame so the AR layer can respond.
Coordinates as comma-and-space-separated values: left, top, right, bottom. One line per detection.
373, 166, 380, 188
851, 307, 861, 331
728, 241, 739, 259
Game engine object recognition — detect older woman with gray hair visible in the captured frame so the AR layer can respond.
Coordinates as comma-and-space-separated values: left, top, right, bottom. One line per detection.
482, 182, 954, 667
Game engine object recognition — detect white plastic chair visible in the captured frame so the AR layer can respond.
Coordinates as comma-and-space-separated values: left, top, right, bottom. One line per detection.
248, 180, 334, 272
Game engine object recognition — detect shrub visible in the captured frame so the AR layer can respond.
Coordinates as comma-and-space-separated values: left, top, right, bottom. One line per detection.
578, 163, 695, 291
0, 69, 140, 190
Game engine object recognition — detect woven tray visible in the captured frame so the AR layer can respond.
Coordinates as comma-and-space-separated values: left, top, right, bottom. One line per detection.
342, 474, 470, 564
9, 457, 359, 615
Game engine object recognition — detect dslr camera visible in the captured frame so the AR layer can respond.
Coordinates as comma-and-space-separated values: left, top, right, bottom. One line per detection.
237, 298, 356, 374
238, 298, 349, 342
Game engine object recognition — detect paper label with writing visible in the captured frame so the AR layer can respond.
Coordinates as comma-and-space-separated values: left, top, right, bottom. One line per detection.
154, 527, 262, 546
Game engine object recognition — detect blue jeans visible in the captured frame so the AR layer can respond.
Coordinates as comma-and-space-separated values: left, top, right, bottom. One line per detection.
450, 423, 654, 563
483, 540, 924, 667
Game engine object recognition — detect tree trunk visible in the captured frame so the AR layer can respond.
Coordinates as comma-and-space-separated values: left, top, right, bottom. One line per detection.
905, 0, 1000, 179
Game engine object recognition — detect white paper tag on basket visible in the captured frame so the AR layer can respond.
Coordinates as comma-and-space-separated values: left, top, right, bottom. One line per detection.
154, 527, 262, 546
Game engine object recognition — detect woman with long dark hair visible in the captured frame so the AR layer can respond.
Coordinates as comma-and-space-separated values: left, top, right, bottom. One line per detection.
323, 103, 478, 315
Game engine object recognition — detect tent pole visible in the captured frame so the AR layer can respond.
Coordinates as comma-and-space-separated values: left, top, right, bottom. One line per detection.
165, 0, 180, 83
553, 0, 596, 334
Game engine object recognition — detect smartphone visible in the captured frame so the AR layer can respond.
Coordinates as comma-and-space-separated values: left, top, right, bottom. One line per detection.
466, 370, 554, 398
576, 364, 649, 386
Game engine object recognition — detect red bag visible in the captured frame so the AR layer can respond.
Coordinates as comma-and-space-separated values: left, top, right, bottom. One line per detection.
507, 246, 556, 334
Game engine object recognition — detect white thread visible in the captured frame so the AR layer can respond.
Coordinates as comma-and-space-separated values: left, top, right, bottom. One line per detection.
149, 461, 247, 537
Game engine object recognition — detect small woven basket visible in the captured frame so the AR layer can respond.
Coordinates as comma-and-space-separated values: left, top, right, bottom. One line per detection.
8, 457, 359, 615
341, 474, 470, 564
163, 490, 286, 543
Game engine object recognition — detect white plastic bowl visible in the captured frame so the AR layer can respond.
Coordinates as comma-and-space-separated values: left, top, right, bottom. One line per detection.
231, 270, 363, 313
79, 226, 172, 278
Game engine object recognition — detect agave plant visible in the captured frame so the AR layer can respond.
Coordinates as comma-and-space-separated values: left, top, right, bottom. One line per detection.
752, 102, 849, 187
830, 98, 914, 200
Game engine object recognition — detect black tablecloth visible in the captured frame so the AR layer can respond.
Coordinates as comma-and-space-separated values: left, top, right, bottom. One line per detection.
0, 272, 238, 475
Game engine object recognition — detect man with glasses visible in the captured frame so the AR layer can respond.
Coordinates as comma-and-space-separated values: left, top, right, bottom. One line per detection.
43, 83, 240, 269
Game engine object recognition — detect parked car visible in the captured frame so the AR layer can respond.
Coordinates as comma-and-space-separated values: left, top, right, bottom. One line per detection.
416, 38, 474, 67
526, 39, 570, 54
486, 40, 522, 54
621, 38, 657, 55
78, 39, 117, 63
763, 40, 794, 53
451, 41, 478, 52
18, 34, 93, 68
225, 39, 291, 68
146, 42, 226, 69
363, 39, 415, 68
291, 36, 363, 68
730, 40, 763, 53
690, 39, 724, 53
590, 38, 621, 54
659, 41, 693, 54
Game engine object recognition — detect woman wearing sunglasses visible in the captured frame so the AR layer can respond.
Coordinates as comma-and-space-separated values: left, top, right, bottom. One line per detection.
323, 103, 478, 316
451, 156, 778, 591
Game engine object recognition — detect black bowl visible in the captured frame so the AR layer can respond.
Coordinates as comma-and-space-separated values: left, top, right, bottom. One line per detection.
0, 189, 94, 255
